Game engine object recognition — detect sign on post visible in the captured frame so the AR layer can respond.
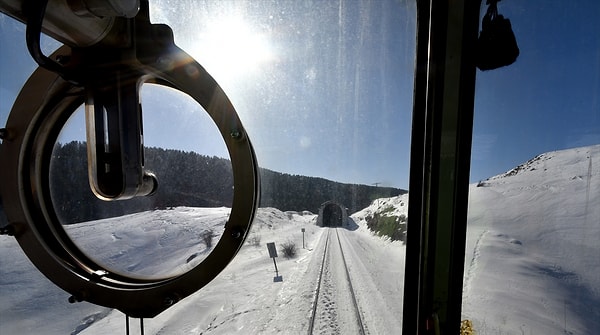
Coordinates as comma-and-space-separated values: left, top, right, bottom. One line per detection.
266, 242, 282, 282
267, 242, 278, 258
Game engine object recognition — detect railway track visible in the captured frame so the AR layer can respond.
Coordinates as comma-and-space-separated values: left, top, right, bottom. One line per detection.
308, 228, 366, 335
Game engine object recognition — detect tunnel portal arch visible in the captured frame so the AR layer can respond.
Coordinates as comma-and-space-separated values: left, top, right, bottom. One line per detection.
317, 201, 348, 227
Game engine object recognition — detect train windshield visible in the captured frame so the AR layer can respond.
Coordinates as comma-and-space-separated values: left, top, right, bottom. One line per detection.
1, 1, 599, 334
0, 0, 415, 333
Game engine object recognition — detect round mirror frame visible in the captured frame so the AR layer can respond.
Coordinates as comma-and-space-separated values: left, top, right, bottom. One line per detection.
0, 45, 259, 318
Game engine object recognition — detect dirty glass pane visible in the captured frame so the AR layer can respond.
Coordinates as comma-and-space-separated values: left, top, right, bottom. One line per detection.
0, 1, 415, 333
463, 2, 600, 334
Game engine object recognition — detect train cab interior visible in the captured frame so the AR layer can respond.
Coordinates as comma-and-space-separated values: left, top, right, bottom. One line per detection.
0, 1, 598, 334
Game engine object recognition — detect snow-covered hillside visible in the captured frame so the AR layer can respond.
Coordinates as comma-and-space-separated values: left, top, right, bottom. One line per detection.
463, 144, 600, 334
0, 208, 321, 334
352, 193, 409, 224
0, 144, 598, 334
0, 205, 405, 335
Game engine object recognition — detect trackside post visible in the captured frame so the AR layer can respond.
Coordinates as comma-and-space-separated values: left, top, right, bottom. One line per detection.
267, 242, 283, 282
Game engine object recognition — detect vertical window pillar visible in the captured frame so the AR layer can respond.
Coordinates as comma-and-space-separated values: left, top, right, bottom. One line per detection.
403, 0, 480, 334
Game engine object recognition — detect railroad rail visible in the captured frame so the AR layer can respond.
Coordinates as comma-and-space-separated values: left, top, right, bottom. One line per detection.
308, 228, 366, 335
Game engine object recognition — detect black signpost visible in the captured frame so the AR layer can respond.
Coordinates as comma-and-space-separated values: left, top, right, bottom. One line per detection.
267, 242, 283, 282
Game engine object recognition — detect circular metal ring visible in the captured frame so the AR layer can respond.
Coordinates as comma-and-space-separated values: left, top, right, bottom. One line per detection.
0, 45, 259, 317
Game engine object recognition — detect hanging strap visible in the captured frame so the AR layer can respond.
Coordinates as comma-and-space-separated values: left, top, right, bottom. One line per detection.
484, 0, 499, 21
481, 1, 499, 35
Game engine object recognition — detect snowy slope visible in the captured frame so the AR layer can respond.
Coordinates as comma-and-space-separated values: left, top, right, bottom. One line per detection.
63, 207, 232, 279
351, 193, 409, 226
1, 207, 323, 334
1, 144, 598, 334
463, 144, 600, 334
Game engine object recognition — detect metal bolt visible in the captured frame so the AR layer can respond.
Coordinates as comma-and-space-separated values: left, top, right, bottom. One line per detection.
231, 227, 244, 239
164, 293, 180, 307
230, 129, 243, 140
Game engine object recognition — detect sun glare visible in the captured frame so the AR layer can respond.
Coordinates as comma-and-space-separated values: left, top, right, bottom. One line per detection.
189, 15, 274, 82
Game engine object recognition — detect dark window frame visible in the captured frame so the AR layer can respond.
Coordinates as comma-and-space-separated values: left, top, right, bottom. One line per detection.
403, 1, 481, 334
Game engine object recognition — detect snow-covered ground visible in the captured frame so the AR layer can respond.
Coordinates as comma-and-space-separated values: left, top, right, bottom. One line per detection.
0, 205, 405, 335
0, 144, 598, 334
462, 145, 600, 335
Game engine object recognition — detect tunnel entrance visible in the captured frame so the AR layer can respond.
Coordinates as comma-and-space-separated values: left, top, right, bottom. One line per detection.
323, 203, 342, 227
317, 201, 348, 227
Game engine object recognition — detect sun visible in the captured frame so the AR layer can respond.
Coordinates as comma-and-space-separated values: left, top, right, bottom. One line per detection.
187, 15, 274, 82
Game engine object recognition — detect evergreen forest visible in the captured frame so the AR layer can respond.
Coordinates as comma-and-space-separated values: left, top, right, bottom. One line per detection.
0, 141, 405, 225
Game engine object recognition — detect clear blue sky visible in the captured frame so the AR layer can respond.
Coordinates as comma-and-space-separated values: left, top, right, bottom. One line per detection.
471, 1, 600, 182
1, 1, 599, 190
